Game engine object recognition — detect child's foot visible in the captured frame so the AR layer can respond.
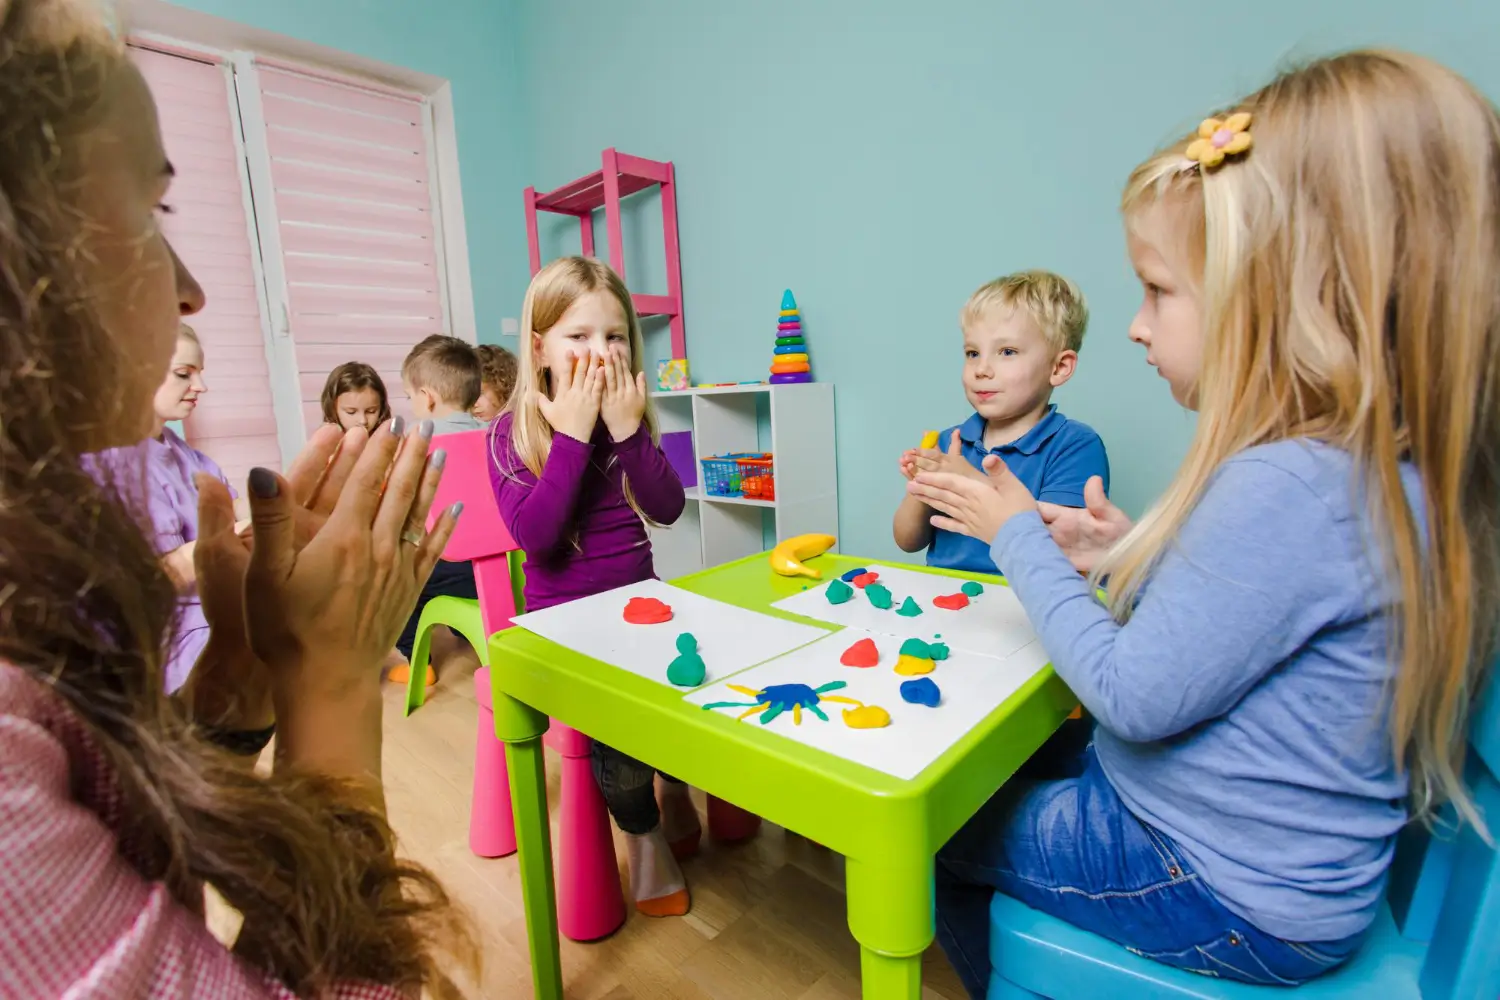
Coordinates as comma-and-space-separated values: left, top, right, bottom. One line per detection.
626, 826, 690, 917
707, 795, 762, 844
657, 778, 702, 860
386, 661, 436, 686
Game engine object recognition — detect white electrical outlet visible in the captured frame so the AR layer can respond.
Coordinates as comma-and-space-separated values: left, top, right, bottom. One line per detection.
500, 317, 519, 336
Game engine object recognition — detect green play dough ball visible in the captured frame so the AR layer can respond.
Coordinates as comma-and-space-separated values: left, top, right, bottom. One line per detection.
676, 632, 698, 654
825, 578, 854, 604
865, 583, 893, 609
961, 581, 984, 597
667, 652, 706, 687
899, 637, 932, 658
930, 642, 950, 660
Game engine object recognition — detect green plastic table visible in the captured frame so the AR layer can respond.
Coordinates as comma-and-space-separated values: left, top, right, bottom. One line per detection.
487, 551, 1077, 999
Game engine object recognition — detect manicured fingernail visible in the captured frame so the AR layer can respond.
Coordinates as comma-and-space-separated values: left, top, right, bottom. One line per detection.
419, 419, 434, 440
248, 467, 279, 499
390, 415, 405, 437
430, 448, 447, 470
449, 501, 465, 519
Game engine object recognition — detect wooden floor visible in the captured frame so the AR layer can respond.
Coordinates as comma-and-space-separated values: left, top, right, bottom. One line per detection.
379, 655, 969, 999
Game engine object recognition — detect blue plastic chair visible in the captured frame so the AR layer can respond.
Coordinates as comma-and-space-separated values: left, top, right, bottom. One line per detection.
986, 679, 1500, 999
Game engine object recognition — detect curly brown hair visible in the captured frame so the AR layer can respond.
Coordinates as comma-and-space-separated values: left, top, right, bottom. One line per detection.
475, 343, 518, 408
0, 2, 471, 995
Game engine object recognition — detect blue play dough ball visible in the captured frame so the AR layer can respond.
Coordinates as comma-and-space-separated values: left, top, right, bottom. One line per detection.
840, 566, 868, 582
900, 677, 941, 707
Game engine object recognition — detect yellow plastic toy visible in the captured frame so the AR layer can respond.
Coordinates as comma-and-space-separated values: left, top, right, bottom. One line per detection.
770, 533, 837, 579
919, 430, 940, 449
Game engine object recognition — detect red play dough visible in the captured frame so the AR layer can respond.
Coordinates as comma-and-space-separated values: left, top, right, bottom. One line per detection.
623, 596, 674, 624
840, 638, 880, 668
852, 572, 880, 589
933, 593, 971, 611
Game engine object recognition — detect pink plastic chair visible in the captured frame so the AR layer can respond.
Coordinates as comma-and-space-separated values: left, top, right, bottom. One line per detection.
407, 427, 626, 941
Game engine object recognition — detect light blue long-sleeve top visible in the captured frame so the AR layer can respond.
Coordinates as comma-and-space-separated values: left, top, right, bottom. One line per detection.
990, 439, 1415, 942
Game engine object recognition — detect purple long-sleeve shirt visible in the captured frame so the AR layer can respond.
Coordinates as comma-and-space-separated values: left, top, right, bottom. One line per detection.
488, 414, 685, 612
85, 427, 233, 693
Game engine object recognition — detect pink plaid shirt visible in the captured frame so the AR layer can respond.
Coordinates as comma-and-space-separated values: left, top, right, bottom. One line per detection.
0, 664, 402, 999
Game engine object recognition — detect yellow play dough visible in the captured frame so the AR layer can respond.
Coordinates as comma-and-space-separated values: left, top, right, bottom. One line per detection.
843, 705, 891, 729
895, 654, 934, 676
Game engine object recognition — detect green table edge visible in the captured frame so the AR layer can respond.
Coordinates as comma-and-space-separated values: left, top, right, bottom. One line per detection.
487, 550, 1077, 862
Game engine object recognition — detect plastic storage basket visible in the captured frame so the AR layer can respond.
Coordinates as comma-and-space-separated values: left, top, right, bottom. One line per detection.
700, 452, 773, 498
737, 456, 775, 501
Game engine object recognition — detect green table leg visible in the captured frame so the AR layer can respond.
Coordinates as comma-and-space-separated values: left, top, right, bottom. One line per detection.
845, 854, 933, 1000
494, 689, 562, 1000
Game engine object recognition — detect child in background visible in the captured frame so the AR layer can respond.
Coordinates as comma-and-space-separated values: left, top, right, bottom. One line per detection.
87, 324, 234, 694
387, 335, 487, 686
908, 51, 1500, 994
473, 343, 518, 422
403, 334, 486, 435
894, 271, 1108, 574
491, 256, 708, 918
320, 360, 391, 434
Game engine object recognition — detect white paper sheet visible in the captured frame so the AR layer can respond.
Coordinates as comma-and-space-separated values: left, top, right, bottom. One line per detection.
509, 579, 830, 688
772, 564, 1038, 659
685, 628, 1051, 780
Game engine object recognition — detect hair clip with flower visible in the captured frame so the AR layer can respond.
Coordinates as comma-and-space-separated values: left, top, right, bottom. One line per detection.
1185, 112, 1252, 169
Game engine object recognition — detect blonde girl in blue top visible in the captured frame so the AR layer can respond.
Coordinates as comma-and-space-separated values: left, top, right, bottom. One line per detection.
909, 50, 1499, 995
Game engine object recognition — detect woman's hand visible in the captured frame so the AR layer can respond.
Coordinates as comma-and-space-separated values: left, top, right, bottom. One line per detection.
1037, 476, 1132, 573
600, 350, 647, 442
243, 419, 458, 786
188, 422, 359, 728
908, 454, 1037, 545
538, 351, 603, 443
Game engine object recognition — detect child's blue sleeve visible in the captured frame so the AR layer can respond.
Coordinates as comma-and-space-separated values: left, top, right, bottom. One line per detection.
1036, 427, 1109, 507
990, 456, 1354, 742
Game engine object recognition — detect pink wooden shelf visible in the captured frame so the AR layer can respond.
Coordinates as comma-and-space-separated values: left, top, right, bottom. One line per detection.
524, 148, 686, 358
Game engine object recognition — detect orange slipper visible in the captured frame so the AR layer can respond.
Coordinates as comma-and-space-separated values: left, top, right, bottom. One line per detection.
634, 887, 690, 917
387, 663, 436, 686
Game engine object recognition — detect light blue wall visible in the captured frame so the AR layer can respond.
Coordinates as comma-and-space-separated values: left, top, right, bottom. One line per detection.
169, 0, 531, 346
514, 0, 1499, 561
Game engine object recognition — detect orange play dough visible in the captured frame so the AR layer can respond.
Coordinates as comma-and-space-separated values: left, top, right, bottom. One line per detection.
623, 596, 674, 624
840, 638, 880, 668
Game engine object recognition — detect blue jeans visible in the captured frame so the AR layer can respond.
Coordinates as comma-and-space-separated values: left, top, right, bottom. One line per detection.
934, 726, 1364, 997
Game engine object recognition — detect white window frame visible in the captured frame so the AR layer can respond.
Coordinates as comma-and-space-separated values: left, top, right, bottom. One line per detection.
126, 3, 477, 467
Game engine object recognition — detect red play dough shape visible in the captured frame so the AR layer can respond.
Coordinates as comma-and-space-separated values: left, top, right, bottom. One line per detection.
840, 638, 880, 668
933, 592, 971, 611
852, 572, 880, 589
623, 596, 674, 624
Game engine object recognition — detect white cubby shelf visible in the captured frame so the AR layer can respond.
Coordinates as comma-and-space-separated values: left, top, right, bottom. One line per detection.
648, 382, 839, 580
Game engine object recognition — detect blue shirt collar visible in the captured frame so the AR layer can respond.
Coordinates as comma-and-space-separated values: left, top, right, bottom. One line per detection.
958, 404, 1064, 456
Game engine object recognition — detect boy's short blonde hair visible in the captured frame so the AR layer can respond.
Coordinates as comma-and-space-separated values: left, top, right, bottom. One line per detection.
960, 270, 1089, 353
402, 334, 482, 409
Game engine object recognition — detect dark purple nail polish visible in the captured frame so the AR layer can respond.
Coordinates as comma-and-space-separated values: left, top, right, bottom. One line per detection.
249, 467, 279, 499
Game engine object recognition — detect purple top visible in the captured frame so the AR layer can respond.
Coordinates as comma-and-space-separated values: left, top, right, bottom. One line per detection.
488, 414, 685, 612
86, 427, 232, 693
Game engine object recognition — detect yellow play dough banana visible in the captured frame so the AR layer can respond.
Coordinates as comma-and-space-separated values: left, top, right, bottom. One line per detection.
770, 532, 837, 579
919, 430, 940, 449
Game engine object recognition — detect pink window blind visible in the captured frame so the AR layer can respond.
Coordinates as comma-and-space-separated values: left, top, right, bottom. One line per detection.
130, 45, 281, 488
255, 65, 445, 432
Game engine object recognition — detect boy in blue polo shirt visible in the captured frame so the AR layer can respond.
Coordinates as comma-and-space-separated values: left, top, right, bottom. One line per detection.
895, 270, 1109, 573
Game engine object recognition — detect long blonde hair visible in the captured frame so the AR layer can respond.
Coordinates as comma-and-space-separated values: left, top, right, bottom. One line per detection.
1102, 50, 1500, 832
0, 1, 472, 994
502, 256, 660, 522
